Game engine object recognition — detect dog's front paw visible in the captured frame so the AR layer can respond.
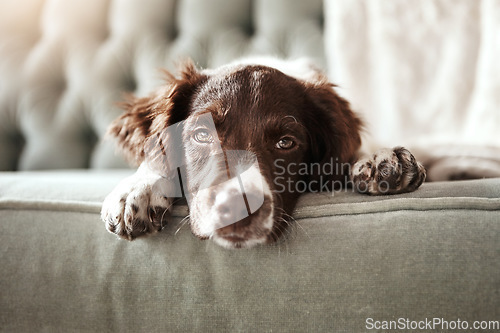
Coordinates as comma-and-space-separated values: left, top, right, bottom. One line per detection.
351, 147, 426, 195
101, 173, 173, 240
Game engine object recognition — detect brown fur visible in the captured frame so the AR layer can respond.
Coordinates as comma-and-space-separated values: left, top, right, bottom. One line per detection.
102, 59, 424, 247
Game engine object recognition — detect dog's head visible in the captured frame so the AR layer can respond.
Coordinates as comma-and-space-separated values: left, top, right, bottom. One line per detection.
110, 59, 362, 248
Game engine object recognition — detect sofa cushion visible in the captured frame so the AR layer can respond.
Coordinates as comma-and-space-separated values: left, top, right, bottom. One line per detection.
0, 0, 325, 171
1, 171, 499, 332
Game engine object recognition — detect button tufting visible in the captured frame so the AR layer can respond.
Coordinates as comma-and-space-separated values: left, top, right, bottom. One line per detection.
122, 75, 138, 94
318, 10, 325, 31
165, 0, 180, 41
242, 0, 255, 37
1, 0, 325, 170
242, 20, 255, 37
84, 126, 99, 166
1, 131, 26, 171
166, 26, 180, 41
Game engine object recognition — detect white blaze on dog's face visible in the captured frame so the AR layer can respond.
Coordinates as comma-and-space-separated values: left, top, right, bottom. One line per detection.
178, 112, 273, 249
186, 157, 273, 249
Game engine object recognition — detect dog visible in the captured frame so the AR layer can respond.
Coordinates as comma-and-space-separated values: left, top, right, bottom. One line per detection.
101, 58, 426, 249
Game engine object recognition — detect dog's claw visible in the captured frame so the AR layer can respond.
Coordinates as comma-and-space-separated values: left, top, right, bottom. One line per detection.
101, 169, 173, 240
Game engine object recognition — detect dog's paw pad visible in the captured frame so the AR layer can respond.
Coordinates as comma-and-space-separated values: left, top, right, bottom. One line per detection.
352, 147, 426, 195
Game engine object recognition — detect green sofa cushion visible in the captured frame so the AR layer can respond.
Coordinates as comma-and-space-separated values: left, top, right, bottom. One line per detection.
1, 171, 499, 332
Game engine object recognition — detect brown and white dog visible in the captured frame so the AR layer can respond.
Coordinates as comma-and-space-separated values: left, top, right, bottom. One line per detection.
101, 58, 426, 249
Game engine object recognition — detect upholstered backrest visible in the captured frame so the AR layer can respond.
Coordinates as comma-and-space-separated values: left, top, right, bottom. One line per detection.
0, 0, 325, 170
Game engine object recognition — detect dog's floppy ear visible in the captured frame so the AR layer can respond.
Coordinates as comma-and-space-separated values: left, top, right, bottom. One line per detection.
108, 59, 206, 165
303, 79, 363, 188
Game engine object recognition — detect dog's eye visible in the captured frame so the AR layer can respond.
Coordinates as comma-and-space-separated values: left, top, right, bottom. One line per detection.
193, 129, 213, 144
276, 137, 296, 150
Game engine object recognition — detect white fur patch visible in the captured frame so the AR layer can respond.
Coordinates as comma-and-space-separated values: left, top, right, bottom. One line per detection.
203, 56, 323, 84
189, 163, 274, 248
101, 162, 174, 239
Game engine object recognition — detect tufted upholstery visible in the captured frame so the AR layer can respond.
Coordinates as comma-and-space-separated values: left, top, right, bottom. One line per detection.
0, 0, 325, 171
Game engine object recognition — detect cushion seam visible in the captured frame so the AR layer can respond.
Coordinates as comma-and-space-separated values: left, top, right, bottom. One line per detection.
1, 197, 499, 218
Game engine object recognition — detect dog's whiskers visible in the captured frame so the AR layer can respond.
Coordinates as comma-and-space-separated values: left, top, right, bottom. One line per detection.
159, 203, 173, 229
274, 207, 310, 241
270, 220, 290, 255
175, 215, 191, 235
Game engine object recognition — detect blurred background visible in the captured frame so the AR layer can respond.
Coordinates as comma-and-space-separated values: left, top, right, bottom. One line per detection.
0, 0, 499, 177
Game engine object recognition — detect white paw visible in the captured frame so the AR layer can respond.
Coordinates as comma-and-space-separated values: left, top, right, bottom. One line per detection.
101, 167, 175, 240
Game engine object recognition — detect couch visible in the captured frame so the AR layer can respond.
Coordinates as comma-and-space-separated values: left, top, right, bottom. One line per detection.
1, 1, 499, 332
